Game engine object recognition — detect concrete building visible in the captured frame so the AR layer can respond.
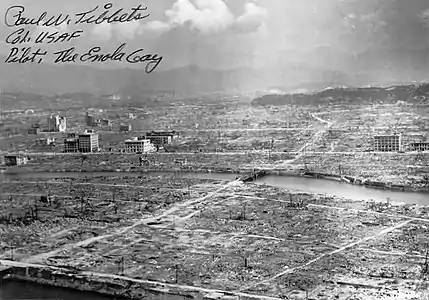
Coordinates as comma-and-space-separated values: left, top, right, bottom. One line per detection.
47, 115, 66, 132
409, 142, 429, 152
124, 137, 156, 153
37, 137, 55, 146
4, 155, 28, 166
119, 124, 132, 133
143, 131, 179, 146
373, 134, 402, 152
78, 130, 99, 153
64, 133, 79, 153
85, 113, 100, 127
28, 127, 40, 134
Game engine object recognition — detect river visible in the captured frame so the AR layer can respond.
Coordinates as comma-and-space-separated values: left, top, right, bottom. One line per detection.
0, 279, 121, 300
0, 170, 428, 205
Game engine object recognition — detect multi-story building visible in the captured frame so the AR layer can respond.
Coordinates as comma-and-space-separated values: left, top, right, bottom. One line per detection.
409, 142, 429, 152
85, 112, 100, 127
47, 115, 66, 132
78, 130, 99, 153
143, 131, 179, 146
119, 124, 132, 133
4, 155, 28, 166
124, 137, 156, 153
63, 133, 79, 153
373, 134, 402, 152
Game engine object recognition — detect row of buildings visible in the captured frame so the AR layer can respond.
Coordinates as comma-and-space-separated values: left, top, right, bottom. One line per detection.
28, 115, 67, 134
123, 131, 179, 153
373, 134, 429, 152
62, 130, 179, 154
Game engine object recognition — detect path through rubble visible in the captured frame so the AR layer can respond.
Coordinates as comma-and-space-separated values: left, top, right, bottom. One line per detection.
23, 180, 241, 263
240, 219, 413, 292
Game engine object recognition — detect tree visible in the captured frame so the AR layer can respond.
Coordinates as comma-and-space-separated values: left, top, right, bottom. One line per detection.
80, 155, 88, 167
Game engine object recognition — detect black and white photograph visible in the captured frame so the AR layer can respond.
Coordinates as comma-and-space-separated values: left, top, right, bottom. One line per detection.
0, 0, 429, 299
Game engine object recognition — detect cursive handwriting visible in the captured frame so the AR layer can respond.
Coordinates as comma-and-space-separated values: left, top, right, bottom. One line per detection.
6, 28, 31, 44
75, 3, 150, 25
5, 5, 71, 28
6, 28, 83, 45
5, 47, 47, 64
53, 43, 163, 73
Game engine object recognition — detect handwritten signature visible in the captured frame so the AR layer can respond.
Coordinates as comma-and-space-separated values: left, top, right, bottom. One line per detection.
4, 3, 150, 27
53, 43, 162, 73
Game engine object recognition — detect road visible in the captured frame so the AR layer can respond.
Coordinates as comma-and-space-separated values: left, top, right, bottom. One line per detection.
185, 127, 312, 132
0, 259, 285, 300
22, 180, 241, 264
2, 150, 421, 157
240, 219, 413, 292
286, 112, 334, 162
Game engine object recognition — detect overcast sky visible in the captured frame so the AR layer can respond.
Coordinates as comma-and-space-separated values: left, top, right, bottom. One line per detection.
1, 0, 429, 70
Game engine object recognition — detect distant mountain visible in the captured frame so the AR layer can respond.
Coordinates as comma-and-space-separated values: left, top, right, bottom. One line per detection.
1, 46, 429, 96
0, 55, 357, 95
251, 84, 429, 107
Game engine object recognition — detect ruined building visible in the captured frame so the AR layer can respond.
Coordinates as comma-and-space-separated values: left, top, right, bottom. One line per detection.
373, 134, 402, 152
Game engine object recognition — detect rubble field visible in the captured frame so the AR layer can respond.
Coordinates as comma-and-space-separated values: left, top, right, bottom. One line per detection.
0, 175, 224, 259
308, 103, 429, 153
1, 177, 428, 299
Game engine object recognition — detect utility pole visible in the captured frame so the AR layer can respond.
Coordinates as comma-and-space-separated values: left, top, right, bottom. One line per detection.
0, 87, 3, 125
424, 243, 429, 274
117, 256, 125, 275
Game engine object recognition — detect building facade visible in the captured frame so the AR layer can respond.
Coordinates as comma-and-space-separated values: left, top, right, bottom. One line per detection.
124, 137, 156, 153
64, 133, 79, 153
47, 115, 66, 132
37, 137, 55, 146
409, 142, 429, 152
78, 130, 99, 153
4, 155, 28, 166
143, 131, 178, 146
85, 113, 100, 127
373, 134, 402, 152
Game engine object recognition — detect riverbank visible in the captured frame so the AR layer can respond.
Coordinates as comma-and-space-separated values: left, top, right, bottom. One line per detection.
2, 151, 428, 189
1, 265, 217, 300
3, 166, 429, 197
1, 263, 294, 300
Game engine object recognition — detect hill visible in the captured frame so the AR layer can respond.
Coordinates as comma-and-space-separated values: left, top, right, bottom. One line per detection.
0, 55, 355, 95
251, 84, 429, 107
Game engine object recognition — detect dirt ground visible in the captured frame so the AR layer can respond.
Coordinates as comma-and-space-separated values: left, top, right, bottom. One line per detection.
1, 174, 428, 299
